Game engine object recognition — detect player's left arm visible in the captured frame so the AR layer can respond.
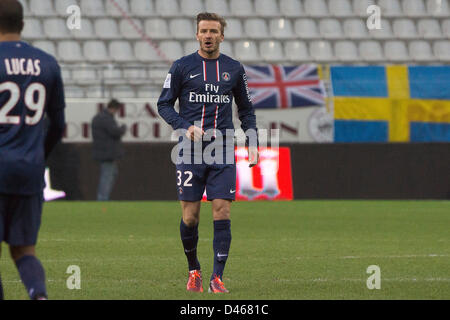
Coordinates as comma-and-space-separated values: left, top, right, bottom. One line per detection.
44, 61, 66, 159
233, 64, 259, 167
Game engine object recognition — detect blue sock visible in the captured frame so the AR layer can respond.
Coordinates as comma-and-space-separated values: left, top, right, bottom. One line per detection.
180, 219, 201, 271
15, 255, 47, 300
0, 273, 3, 300
212, 219, 232, 281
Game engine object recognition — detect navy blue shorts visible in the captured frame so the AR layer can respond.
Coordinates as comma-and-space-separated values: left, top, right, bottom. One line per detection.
176, 162, 236, 201
0, 192, 43, 246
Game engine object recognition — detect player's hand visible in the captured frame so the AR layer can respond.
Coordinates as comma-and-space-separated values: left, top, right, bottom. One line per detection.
186, 125, 204, 142
248, 146, 259, 168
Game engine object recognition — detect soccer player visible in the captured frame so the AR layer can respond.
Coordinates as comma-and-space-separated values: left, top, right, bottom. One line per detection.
0, 0, 66, 300
158, 12, 259, 293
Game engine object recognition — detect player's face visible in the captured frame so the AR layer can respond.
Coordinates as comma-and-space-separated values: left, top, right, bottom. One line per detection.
196, 20, 224, 57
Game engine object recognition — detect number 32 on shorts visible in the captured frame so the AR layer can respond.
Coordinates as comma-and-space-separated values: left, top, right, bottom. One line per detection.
177, 170, 193, 187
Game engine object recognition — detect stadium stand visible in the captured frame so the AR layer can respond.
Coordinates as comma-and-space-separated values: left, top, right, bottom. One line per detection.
20, 0, 449, 98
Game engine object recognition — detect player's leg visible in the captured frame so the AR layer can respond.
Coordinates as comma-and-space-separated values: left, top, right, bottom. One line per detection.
176, 163, 207, 292
5, 193, 47, 300
205, 164, 235, 293
0, 196, 4, 300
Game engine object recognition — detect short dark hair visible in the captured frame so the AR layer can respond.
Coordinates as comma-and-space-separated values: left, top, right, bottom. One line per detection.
0, 0, 24, 34
196, 12, 227, 35
107, 99, 122, 110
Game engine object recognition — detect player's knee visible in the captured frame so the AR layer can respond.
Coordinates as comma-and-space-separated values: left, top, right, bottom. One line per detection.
213, 205, 230, 220
9, 245, 36, 262
183, 216, 199, 227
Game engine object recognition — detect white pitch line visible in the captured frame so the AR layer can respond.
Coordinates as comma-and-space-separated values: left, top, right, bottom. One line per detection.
295, 254, 450, 260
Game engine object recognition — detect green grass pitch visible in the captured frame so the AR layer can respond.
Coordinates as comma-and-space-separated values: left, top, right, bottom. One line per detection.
1, 200, 449, 300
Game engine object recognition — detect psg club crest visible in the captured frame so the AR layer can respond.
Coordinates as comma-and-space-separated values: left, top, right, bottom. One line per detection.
222, 72, 230, 81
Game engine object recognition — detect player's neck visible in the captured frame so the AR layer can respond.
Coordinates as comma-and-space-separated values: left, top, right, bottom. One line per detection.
197, 49, 220, 60
0, 33, 21, 42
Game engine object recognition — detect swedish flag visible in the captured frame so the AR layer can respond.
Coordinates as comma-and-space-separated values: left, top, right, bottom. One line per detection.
332, 66, 450, 142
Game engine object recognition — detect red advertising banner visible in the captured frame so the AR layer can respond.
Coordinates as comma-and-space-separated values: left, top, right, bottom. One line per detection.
203, 147, 293, 201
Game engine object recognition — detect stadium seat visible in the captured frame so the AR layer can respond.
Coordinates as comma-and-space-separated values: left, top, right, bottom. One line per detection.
255, 0, 280, 17
427, 0, 450, 16
319, 19, 344, 39
80, 0, 105, 17
123, 67, 148, 85
393, 19, 418, 39
184, 40, 199, 55
328, 0, 353, 17
72, 67, 98, 84
22, 19, 43, 40
269, 18, 295, 39
433, 41, 450, 62
85, 86, 107, 99
155, 0, 180, 17
343, 19, 369, 39
409, 40, 434, 62
84, 41, 110, 62
180, 0, 204, 16
403, 0, 426, 17
309, 40, 335, 62
58, 41, 84, 63
119, 19, 144, 40
95, 19, 120, 40
134, 41, 163, 62
64, 85, 85, 98
158, 41, 184, 62
304, 0, 329, 17
335, 41, 359, 62
244, 19, 269, 39
234, 40, 260, 62
294, 19, 319, 39
109, 85, 136, 99
220, 41, 234, 57
230, 0, 254, 17
102, 66, 125, 85
109, 41, 136, 63
137, 85, 160, 98
33, 41, 56, 57
442, 20, 450, 38
29, 0, 55, 16
169, 19, 195, 40
225, 19, 244, 40
353, 0, 376, 17
60, 68, 72, 84
384, 41, 410, 62
71, 19, 95, 40
130, 0, 156, 17
280, 0, 304, 17
284, 40, 310, 62
417, 19, 443, 39
369, 20, 393, 39
144, 19, 170, 39
55, 0, 78, 16
378, 0, 403, 17
359, 41, 384, 62
205, 0, 231, 16
106, 0, 130, 17
44, 18, 71, 40
259, 41, 285, 62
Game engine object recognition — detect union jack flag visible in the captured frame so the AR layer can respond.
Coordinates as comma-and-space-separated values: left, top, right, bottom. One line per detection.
243, 64, 326, 109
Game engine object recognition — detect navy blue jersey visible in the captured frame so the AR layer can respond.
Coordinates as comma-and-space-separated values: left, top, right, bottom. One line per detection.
158, 52, 257, 142
0, 41, 66, 195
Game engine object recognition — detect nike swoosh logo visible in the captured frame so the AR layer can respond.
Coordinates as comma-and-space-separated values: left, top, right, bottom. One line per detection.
217, 253, 228, 257
230, 189, 236, 193
190, 73, 201, 79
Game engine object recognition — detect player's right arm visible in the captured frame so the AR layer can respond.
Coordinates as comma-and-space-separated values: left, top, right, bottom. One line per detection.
157, 62, 192, 132
44, 61, 66, 159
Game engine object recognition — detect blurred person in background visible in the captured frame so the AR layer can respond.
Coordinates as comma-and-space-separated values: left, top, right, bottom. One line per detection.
91, 99, 126, 201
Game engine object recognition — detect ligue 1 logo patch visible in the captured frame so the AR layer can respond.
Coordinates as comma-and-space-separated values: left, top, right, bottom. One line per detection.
222, 72, 230, 81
